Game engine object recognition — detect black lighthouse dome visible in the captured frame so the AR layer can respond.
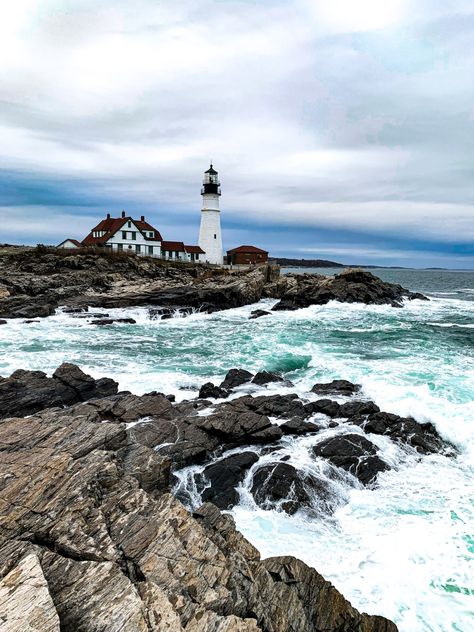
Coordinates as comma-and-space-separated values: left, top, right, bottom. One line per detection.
202, 163, 221, 195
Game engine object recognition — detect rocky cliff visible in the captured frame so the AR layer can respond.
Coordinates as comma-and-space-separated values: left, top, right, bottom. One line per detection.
0, 363, 411, 631
0, 363, 455, 630
0, 247, 426, 319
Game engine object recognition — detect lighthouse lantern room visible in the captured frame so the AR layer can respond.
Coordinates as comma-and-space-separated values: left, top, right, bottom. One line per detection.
198, 164, 223, 265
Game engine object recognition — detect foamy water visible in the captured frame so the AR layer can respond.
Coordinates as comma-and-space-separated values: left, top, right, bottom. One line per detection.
0, 271, 473, 631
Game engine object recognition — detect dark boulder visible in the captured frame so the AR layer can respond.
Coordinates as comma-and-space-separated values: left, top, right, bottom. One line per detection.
311, 379, 361, 396
219, 368, 254, 390
198, 382, 228, 400
312, 433, 389, 484
62, 306, 88, 314
92, 318, 136, 325
200, 451, 259, 509
272, 268, 428, 311
224, 393, 307, 420
304, 399, 341, 417
0, 319, 7, 325
251, 462, 335, 515
0, 301, 56, 319
271, 299, 299, 311
252, 371, 289, 386
249, 309, 271, 319
338, 400, 380, 417
196, 407, 283, 446
364, 412, 450, 454
0, 363, 118, 420
280, 418, 323, 435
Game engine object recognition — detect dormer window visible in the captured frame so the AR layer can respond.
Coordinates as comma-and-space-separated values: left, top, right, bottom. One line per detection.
149, 231, 154, 238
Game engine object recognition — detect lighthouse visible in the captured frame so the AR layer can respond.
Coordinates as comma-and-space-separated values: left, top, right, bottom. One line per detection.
198, 164, 223, 265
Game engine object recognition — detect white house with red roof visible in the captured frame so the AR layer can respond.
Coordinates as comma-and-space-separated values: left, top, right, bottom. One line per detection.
59, 210, 205, 262
81, 211, 163, 257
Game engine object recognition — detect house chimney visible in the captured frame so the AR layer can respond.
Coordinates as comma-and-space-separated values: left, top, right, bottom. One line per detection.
106, 213, 111, 219
140, 215, 145, 222
121, 210, 126, 218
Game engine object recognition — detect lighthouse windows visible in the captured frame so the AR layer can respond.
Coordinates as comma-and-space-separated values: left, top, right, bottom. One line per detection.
214, 234, 216, 239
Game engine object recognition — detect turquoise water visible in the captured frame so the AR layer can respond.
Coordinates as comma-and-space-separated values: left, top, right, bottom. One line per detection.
0, 269, 473, 631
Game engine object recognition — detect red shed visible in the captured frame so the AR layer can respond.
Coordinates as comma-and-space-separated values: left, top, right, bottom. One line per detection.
226, 245, 268, 265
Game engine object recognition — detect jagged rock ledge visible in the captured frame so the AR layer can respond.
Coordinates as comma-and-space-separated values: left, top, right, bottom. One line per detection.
0, 363, 455, 630
0, 248, 427, 319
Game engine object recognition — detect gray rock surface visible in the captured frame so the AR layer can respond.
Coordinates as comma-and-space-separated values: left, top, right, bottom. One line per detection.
0, 388, 398, 632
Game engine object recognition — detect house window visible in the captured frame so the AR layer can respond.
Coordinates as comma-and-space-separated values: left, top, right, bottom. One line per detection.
168, 251, 173, 258
122, 231, 127, 239
149, 232, 154, 238
127, 220, 132, 228
136, 245, 141, 253
148, 246, 153, 255
117, 244, 123, 251
196, 254, 199, 260
131, 232, 136, 240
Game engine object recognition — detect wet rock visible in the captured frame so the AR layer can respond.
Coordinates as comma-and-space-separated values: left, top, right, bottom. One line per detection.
198, 382, 229, 400
62, 306, 88, 313
221, 394, 307, 421
338, 400, 380, 417
0, 319, 6, 325
363, 411, 450, 454
311, 379, 361, 396
0, 301, 56, 319
149, 306, 193, 319
312, 433, 389, 484
252, 371, 290, 386
196, 407, 283, 447
0, 363, 118, 420
92, 317, 136, 325
304, 399, 341, 417
53, 362, 118, 402
280, 418, 322, 435
271, 268, 428, 311
249, 309, 271, 319
251, 462, 335, 515
220, 368, 254, 390
200, 452, 259, 509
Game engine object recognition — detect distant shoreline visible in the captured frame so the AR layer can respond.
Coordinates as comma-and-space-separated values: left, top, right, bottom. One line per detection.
271, 257, 472, 272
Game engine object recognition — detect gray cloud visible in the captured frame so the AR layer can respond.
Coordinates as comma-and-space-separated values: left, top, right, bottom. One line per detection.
0, 1, 473, 258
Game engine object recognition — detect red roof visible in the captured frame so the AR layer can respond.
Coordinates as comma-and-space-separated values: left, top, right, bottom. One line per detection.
82, 214, 162, 246
161, 241, 186, 252
184, 245, 205, 254
227, 245, 268, 255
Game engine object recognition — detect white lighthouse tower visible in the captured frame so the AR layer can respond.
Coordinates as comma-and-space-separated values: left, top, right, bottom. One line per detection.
198, 163, 223, 265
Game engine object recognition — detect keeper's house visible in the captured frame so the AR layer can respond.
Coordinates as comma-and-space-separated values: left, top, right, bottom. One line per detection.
226, 245, 268, 265
59, 211, 204, 262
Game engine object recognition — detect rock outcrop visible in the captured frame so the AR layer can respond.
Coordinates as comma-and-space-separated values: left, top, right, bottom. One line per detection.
0, 364, 400, 631
0, 248, 427, 319
0, 363, 118, 420
269, 268, 428, 310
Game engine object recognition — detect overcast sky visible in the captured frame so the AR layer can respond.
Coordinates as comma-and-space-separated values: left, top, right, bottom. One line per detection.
1, 0, 473, 267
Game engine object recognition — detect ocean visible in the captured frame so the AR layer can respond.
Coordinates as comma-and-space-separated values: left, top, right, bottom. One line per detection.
1, 267, 473, 631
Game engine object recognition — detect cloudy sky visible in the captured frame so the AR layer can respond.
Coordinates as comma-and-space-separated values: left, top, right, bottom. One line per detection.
1, 0, 473, 267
